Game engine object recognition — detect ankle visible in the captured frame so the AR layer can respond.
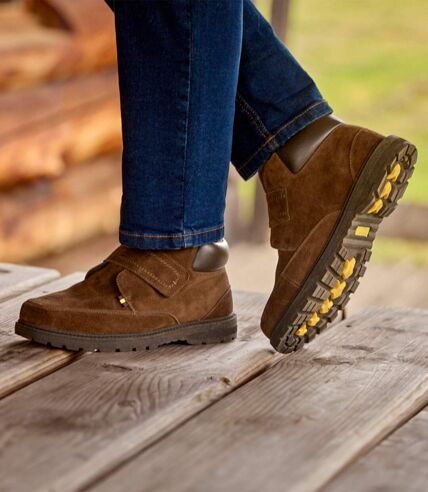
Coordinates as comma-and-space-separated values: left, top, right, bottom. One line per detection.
277, 114, 342, 173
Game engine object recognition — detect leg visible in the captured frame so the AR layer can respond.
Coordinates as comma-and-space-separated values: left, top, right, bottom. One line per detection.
233, 3, 418, 353
106, 0, 331, 186
15, 0, 243, 351
232, 0, 332, 180
113, 0, 243, 249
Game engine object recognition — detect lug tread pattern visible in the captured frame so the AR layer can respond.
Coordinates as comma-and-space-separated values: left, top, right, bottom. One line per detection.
275, 141, 417, 354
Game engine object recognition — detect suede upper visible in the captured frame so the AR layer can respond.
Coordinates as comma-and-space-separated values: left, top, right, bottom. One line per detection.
259, 123, 383, 337
19, 246, 233, 335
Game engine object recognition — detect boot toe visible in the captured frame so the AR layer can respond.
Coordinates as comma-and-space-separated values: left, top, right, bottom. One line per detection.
18, 295, 177, 336
19, 295, 70, 331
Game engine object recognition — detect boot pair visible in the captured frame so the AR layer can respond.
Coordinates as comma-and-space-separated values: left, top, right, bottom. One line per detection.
16, 119, 417, 353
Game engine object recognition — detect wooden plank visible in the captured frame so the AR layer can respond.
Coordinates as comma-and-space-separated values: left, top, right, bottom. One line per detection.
349, 262, 428, 314
25, 0, 114, 35
89, 307, 428, 492
0, 74, 121, 188
0, 7, 116, 91
0, 262, 58, 303
0, 70, 118, 138
0, 292, 283, 492
325, 406, 428, 492
0, 273, 83, 399
0, 2, 37, 32
0, 154, 121, 263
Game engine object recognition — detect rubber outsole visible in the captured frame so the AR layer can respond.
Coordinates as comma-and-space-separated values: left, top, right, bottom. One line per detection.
270, 135, 418, 354
15, 313, 238, 352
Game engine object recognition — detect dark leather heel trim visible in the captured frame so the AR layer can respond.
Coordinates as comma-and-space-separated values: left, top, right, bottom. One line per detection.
193, 239, 229, 272
278, 115, 342, 173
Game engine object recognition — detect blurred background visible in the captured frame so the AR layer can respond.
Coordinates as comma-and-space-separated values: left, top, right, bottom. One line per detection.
0, 0, 427, 313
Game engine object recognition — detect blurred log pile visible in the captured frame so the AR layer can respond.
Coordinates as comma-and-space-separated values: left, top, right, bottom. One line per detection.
0, 0, 122, 262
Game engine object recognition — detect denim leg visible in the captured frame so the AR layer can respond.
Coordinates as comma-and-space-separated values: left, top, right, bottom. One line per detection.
232, 0, 332, 180
111, 1, 243, 249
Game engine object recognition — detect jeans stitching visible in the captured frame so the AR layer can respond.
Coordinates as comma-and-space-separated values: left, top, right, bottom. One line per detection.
120, 225, 224, 239
181, 2, 192, 244
236, 92, 271, 141
237, 100, 327, 173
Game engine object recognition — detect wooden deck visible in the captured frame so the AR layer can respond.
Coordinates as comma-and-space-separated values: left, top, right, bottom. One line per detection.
0, 263, 427, 492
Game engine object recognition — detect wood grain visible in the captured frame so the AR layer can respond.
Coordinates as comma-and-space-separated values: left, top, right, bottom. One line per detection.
0, 72, 121, 188
0, 70, 118, 138
0, 291, 281, 492
0, 2, 37, 32
325, 406, 428, 492
25, 0, 114, 35
0, 273, 83, 399
90, 307, 428, 492
0, 154, 121, 262
0, 262, 58, 302
0, 3, 116, 91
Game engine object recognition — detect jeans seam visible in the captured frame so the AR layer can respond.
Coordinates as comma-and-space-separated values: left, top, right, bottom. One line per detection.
237, 100, 326, 173
236, 92, 272, 141
181, 1, 192, 242
120, 225, 224, 239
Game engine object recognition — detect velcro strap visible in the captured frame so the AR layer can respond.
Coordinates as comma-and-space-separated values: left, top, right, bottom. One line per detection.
106, 248, 189, 297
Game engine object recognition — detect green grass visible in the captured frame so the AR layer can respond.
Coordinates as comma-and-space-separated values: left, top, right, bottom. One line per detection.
372, 237, 428, 266
287, 0, 428, 202
245, 1, 428, 203
246, 1, 428, 267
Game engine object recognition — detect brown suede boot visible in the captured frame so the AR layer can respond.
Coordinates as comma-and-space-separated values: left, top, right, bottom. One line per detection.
15, 240, 237, 352
259, 116, 417, 353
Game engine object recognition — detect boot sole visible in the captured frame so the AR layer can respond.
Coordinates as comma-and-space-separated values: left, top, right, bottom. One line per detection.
270, 135, 418, 354
15, 313, 238, 352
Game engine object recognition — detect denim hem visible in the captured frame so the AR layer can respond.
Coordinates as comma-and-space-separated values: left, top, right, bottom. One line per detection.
236, 100, 333, 180
119, 225, 225, 250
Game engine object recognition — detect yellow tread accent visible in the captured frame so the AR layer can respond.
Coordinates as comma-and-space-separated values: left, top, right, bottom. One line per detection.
319, 298, 333, 314
387, 163, 401, 182
367, 199, 383, 214
342, 258, 357, 279
380, 181, 392, 199
355, 226, 370, 238
331, 280, 346, 300
295, 324, 307, 337
307, 312, 320, 327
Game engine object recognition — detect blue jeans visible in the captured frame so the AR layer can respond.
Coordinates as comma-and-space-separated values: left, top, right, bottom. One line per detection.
106, 0, 332, 249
